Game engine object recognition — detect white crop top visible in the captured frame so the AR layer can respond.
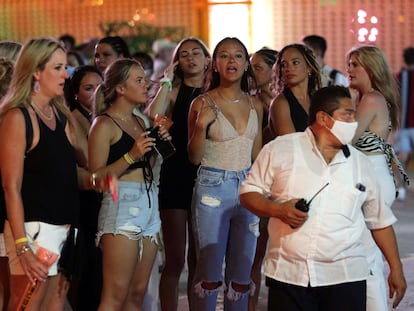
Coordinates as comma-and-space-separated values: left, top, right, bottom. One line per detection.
201, 93, 258, 171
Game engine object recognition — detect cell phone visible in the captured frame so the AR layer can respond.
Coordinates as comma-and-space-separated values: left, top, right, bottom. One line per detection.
147, 126, 176, 160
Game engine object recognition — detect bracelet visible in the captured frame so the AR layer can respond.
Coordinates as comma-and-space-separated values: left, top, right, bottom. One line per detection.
15, 237, 28, 245
16, 244, 31, 257
123, 152, 135, 165
90, 173, 97, 188
159, 77, 172, 92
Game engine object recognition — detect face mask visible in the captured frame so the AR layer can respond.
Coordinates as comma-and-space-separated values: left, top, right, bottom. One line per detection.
327, 115, 358, 145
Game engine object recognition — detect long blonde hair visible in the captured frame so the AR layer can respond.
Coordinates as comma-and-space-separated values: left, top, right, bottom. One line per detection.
0, 37, 71, 122
346, 45, 399, 130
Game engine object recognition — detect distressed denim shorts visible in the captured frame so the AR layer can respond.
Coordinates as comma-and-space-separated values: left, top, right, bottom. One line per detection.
96, 181, 161, 246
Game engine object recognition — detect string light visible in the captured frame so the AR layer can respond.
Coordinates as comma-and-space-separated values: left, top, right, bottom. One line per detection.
350, 9, 379, 43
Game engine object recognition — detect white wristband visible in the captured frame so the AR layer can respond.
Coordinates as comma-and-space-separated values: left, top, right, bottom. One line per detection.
159, 77, 172, 91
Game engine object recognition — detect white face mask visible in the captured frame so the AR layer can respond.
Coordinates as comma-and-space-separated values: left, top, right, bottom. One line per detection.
327, 116, 358, 145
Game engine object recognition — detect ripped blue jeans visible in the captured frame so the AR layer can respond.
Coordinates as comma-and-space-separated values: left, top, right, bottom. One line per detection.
96, 181, 161, 246
191, 166, 259, 311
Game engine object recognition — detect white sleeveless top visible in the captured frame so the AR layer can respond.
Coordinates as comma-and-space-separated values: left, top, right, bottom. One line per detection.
201, 93, 258, 171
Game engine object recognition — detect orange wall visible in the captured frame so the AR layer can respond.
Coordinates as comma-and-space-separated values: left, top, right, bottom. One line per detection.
0, 0, 413, 72
0, 0, 199, 46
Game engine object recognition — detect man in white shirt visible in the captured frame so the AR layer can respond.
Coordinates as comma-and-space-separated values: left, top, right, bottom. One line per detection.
303, 35, 349, 87
240, 86, 406, 310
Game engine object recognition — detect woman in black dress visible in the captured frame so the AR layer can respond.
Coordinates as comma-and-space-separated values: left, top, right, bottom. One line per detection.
146, 37, 210, 311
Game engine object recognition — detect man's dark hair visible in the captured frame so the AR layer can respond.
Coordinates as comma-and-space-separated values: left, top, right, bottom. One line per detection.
58, 34, 75, 49
309, 86, 351, 124
303, 35, 327, 58
403, 47, 414, 65
132, 51, 154, 71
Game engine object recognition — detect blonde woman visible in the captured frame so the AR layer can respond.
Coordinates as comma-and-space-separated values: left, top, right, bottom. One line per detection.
0, 37, 114, 310
347, 45, 408, 310
88, 58, 170, 310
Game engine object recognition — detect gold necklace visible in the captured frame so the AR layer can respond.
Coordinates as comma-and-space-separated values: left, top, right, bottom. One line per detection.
31, 101, 54, 121
217, 89, 244, 104
115, 113, 138, 131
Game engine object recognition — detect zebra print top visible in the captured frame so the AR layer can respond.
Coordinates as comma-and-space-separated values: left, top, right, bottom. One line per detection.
354, 129, 410, 187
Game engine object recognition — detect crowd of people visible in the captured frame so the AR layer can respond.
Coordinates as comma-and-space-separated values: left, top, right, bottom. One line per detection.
0, 32, 411, 311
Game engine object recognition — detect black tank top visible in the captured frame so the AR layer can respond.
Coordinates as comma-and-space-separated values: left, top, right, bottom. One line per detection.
103, 113, 146, 169
22, 110, 80, 225
158, 84, 201, 210
170, 84, 201, 152
284, 88, 309, 132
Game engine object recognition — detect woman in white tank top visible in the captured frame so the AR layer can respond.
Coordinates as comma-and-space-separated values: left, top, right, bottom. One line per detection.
187, 37, 263, 311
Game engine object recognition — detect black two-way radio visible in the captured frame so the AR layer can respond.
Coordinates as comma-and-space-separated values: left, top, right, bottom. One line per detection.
295, 182, 330, 212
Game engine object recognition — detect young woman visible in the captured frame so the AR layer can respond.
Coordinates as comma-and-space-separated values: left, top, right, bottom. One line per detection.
88, 58, 170, 310
248, 47, 278, 311
146, 36, 210, 311
64, 64, 104, 310
269, 43, 321, 137
347, 45, 408, 311
65, 65, 103, 139
250, 48, 278, 143
188, 37, 263, 311
94, 36, 130, 74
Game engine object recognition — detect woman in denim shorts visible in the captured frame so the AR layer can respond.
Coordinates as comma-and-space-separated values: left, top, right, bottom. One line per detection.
88, 58, 171, 309
187, 37, 263, 311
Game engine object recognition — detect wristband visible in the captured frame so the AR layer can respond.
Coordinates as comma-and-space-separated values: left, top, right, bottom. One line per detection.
123, 152, 135, 165
15, 237, 28, 245
159, 77, 172, 92
16, 244, 31, 257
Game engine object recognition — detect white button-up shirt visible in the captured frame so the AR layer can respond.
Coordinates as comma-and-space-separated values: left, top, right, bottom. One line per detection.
240, 128, 396, 287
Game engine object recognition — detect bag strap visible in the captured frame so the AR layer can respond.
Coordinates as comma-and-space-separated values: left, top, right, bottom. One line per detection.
18, 106, 33, 153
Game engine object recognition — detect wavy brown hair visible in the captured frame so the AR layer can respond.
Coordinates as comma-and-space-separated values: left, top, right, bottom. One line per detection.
273, 43, 322, 98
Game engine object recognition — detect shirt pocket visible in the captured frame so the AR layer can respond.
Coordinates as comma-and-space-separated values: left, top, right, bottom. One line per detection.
335, 185, 367, 222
